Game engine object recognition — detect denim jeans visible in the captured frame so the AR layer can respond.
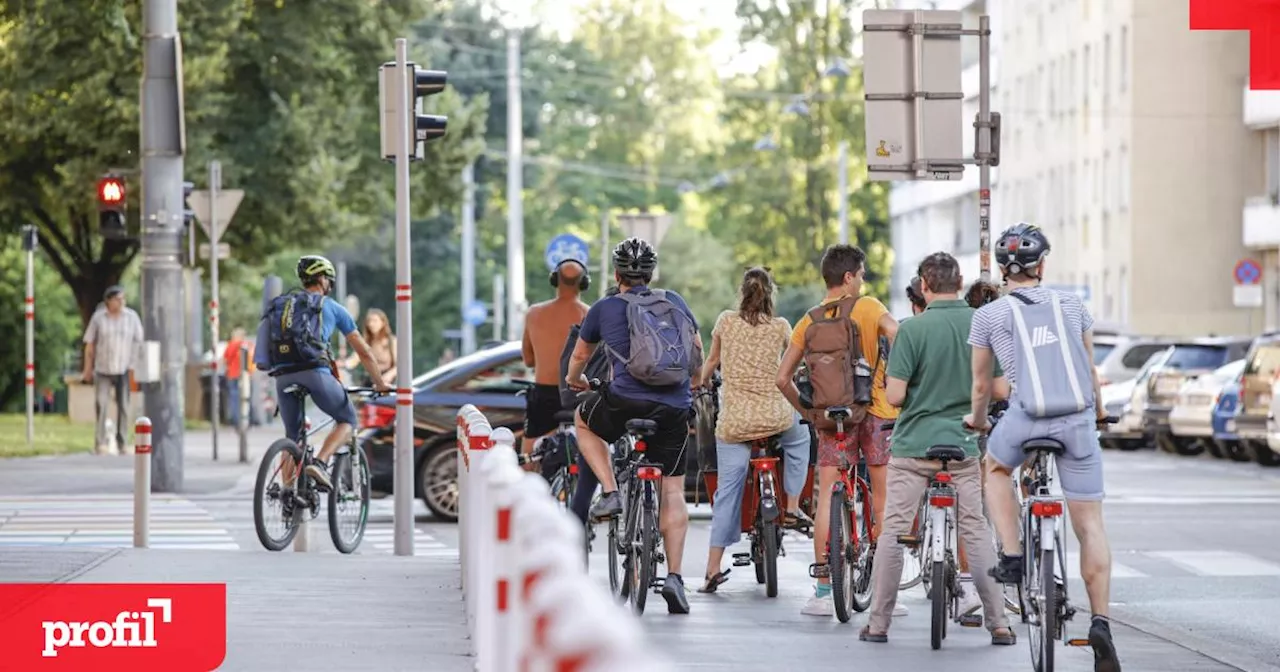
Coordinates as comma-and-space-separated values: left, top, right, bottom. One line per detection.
708, 414, 811, 548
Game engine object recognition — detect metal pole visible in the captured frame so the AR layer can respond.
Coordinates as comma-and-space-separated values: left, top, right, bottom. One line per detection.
461, 161, 477, 356
837, 141, 850, 245
494, 274, 505, 342
141, 0, 186, 492
505, 30, 526, 341
209, 160, 220, 460
978, 14, 993, 282
238, 343, 249, 463
133, 417, 152, 548
23, 226, 35, 448
393, 38, 415, 557
336, 262, 349, 379
599, 210, 609, 299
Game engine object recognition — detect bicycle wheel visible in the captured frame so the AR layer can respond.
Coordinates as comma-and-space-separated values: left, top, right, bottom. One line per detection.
900, 495, 927, 590
607, 516, 624, 598
762, 517, 780, 598
829, 486, 855, 623
850, 480, 874, 612
328, 446, 370, 554
930, 560, 948, 650
629, 507, 656, 615
1029, 547, 1056, 672
254, 439, 303, 551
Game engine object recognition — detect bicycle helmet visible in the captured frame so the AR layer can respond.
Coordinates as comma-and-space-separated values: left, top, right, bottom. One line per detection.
906, 276, 926, 310
297, 255, 337, 286
994, 222, 1051, 279
612, 237, 657, 278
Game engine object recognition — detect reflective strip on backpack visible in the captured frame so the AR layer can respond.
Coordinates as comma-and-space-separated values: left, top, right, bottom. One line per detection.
1050, 292, 1086, 413
1008, 299, 1046, 416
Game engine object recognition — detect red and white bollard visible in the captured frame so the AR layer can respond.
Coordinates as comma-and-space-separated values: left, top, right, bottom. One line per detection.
133, 417, 152, 548
295, 416, 314, 553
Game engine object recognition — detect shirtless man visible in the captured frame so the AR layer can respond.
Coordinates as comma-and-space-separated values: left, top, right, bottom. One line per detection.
521, 259, 591, 457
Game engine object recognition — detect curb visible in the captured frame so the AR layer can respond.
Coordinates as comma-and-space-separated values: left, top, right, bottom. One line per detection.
1110, 608, 1280, 672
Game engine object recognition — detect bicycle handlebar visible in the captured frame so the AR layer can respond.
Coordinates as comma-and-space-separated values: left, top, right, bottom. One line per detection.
345, 386, 391, 397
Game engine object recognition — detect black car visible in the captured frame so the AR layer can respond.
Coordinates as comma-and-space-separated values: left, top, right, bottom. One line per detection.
357, 341, 704, 522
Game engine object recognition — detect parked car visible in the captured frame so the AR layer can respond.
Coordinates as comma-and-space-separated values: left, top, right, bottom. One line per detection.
1142, 338, 1252, 454
358, 341, 704, 521
1168, 359, 1245, 456
1095, 335, 1174, 386
1261, 387, 1280, 467
1105, 346, 1174, 450
1231, 333, 1280, 465
1210, 366, 1251, 461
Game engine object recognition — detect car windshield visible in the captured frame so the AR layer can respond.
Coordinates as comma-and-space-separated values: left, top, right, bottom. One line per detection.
1092, 343, 1115, 365
1164, 345, 1228, 371
1135, 346, 1175, 382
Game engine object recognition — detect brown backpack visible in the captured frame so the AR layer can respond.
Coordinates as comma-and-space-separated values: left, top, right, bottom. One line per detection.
802, 296, 869, 430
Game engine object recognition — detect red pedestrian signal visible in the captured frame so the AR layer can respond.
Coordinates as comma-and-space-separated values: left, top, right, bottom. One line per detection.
98, 176, 126, 209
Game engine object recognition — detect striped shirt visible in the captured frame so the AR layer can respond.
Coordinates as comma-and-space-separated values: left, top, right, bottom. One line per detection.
967, 286, 1094, 388
84, 308, 144, 375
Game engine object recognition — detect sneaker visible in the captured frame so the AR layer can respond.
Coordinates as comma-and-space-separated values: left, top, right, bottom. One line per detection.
1089, 617, 1122, 672
988, 552, 1023, 585
305, 463, 333, 492
590, 490, 623, 519
801, 585, 834, 617
893, 603, 909, 617
958, 580, 982, 616
661, 574, 691, 614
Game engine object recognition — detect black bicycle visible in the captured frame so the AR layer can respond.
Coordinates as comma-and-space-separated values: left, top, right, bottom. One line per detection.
608, 418, 666, 615
253, 385, 384, 553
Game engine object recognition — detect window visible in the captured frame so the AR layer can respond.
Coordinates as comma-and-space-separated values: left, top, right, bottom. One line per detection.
1119, 25, 1128, 92
1102, 211, 1110, 252
1119, 145, 1130, 210
450, 357, 533, 394
1104, 34, 1112, 95
1083, 45, 1091, 106
1103, 150, 1111, 212
1122, 344, 1171, 370
1082, 215, 1090, 248
1070, 51, 1077, 109
1119, 265, 1129, 324
1103, 269, 1112, 318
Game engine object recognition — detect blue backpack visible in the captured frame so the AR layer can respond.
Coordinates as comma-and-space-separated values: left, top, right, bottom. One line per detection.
605, 289, 701, 387
263, 289, 330, 373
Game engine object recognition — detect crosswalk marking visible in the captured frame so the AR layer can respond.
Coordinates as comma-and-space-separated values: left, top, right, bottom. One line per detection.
1147, 550, 1280, 577
1062, 552, 1147, 579
0, 495, 238, 551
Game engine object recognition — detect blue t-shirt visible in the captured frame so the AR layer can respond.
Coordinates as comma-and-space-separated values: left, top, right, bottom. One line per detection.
254, 293, 358, 374
579, 285, 698, 409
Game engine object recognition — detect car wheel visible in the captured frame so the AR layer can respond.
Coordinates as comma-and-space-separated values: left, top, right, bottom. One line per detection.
1227, 440, 1256, 463
1206, 441, 1226, 459
1173, 437, 1206, 457
1115, 439, 1144, 451
1250, 441, 1280, 467
419, 441, 460, 522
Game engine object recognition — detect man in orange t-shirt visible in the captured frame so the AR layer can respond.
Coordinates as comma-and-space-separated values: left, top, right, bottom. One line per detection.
223, 327, 253, 426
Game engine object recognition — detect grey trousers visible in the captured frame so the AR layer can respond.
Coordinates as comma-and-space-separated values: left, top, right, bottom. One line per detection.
94, 373, 131, 452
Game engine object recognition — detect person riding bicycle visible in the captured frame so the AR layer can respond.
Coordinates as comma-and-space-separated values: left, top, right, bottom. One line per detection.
566, 237, 703, 614
696, 267, 813, 594
861, 251, 1016, 645
776, 244, 899, 618
253, 255, 392, 491
965, 223, 1122, 672
520, 257, 590, 467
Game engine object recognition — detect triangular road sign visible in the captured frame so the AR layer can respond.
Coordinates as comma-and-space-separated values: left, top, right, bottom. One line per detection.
186, 189, 245, 242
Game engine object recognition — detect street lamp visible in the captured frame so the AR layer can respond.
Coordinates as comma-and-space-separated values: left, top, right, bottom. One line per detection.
823, 58, 851, 79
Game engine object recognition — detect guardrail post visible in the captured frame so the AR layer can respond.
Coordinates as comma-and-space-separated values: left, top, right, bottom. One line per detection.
294, 415, 313, 553
133, 417, 152, 548
485, 433, 523, 672
458, 405, 492, 654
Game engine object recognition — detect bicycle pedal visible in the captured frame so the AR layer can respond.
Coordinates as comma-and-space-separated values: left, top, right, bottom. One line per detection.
732, 553, 752, 567
808, 563, 830, 579
958, 614, 983, 628
896, 535, 920, 547
1067, 638, 1090, 647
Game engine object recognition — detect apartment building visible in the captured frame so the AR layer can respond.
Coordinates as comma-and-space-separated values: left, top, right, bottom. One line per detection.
887, 0, 1262, 337
1242, 88, 1280, 331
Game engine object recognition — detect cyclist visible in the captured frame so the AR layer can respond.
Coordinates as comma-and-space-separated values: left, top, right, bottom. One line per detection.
776, 244, 899, 618
966, 223, 1122, 672
861, 252, 1015, 644
566, 237, 703, 614
906, 276, 927, 316
520, 258, 590, 464
696, 267, 812, 594
253, 255, 392, 491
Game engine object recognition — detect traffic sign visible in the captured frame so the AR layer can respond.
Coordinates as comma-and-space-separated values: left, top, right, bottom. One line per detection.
198, 242, 231, 260
617, 214, 675, 249
463, 300, 488, 327
1234, 258, 1262, 285
545, 234, 590, 271
186, 189, 244, 243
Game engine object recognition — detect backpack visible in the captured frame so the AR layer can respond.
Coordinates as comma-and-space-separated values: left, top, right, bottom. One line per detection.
1007, 290, 1095, 418
801, 296, 873, 430
558, 322, 612, 409
604, 289, 701, 387
263, 289, 330, 374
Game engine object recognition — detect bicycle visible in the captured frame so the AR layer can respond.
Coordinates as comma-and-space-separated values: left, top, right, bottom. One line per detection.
606, 417, 666, 615
727, 432, 794, 598
911, 443, 976, 649
253, 385, 383, 554
809, 406, 875, 623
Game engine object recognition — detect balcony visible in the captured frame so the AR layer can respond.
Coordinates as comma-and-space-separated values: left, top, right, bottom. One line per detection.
1243, 196, 1280, 248
1243, 84, 1280, 128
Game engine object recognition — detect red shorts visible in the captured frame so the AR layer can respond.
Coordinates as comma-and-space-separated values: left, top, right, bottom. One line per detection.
816, 414, 892, 468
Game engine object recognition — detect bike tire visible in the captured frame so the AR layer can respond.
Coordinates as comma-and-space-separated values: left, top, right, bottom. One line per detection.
850, 480, 874, 612
930, 561, 947, 650
607, 516, 623, 599
631, 507, 656, 616
762, 518, 779, 598
1036, 548, 1057, 672
829, 487, 855, 623
254, 439, 303, 552
328, 447, 370, 554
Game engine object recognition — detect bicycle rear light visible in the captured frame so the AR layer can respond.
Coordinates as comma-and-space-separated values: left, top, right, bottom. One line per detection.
635, 440, 647, 452
636, 466, 662, 481
835, 431, 846, 441
929, 494, 956, 507
1031, 500, 1064, 517
568, 463, 579, 475
935, 472, 952, 484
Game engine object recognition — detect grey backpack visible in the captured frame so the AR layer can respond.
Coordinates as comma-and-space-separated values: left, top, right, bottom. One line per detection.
605, 289, 701, 387
1007, 290, 1095, 418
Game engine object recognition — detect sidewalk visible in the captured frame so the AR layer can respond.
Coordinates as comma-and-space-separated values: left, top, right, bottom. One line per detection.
0, 546, 471, 671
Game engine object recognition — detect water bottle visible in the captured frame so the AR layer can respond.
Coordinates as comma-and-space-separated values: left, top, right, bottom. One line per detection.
853, 356, 873, 405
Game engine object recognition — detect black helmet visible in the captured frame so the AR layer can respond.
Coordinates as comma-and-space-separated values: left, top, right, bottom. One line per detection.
994, 223, 1050, 278
906, 276, 926, 309
297, 255, 337, 285
612, 237, 657, 278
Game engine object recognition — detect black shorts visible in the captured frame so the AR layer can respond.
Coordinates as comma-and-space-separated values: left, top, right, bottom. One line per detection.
579, 385, 691, 478
524, 384, 565, 438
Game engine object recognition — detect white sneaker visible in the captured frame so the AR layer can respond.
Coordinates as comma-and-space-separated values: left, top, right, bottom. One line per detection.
802, 593, 834, 617
893, 603, 909, 617
958, 582, 982, 616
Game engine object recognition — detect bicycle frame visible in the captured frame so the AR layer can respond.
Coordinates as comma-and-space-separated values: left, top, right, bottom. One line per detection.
924, 473, 958, 566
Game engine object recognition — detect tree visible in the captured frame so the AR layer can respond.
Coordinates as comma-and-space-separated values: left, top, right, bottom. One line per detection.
0, 234, 79, 410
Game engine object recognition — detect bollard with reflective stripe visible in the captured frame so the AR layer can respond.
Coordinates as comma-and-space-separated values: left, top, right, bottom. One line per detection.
485, 438, 523, 672
133, 417, 152, 548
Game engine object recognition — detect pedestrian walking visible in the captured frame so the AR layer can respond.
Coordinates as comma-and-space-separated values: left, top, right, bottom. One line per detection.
81, 285, 144, 455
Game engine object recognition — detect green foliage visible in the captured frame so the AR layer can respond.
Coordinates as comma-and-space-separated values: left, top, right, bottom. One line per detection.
0, 235, 79, 410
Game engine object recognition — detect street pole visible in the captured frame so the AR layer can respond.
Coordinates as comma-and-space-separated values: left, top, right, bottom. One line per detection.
392, 38, 416, 557
141, 0, 186, 492
977, 15, 993, 282
22, 225, 36, 448
336, 261, 349, 380
837, 141, 850, 245
461, 160, 477, 356
238, 342, 249, 463
505, 29, 526, 342
599, 210, 610, 298
208, 160, 221, 460
493, 274, 505, 342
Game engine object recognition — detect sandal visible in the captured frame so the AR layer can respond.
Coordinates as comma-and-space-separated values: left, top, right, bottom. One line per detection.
858, 626, 888, 643
784, 510, 814, 534
697, 569, 731, 593
991, 628, 1017, 646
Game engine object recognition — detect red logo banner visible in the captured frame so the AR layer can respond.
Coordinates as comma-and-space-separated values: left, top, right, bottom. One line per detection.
1190, 0, 1280, 89
0, 583, 226, 671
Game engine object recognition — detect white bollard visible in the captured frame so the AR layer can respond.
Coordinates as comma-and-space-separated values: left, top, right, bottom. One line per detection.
485, 439, 523, 672
133, 417, 152, 548
294, 416, 314, 553
460, 408, 493, 652
474, 426, 514, 672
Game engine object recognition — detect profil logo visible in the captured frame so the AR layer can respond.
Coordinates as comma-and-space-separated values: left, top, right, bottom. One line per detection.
1190, 0, 1280, 89
0, 583, 226, 671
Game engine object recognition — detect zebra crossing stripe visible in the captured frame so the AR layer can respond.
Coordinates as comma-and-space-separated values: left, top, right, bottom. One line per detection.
1147, 550, 1280, 577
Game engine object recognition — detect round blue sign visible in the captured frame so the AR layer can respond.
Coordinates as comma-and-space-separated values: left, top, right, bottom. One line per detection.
463, 300, 488, 327
1235, 258, 1262, 285
545, 234, 590, 272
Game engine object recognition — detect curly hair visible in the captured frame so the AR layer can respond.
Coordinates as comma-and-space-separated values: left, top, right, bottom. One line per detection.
738, 266, 776, 326
965, 280, 1002, 309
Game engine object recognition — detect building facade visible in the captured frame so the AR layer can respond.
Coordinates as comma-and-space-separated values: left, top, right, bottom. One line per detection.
887, 0, 1262, 336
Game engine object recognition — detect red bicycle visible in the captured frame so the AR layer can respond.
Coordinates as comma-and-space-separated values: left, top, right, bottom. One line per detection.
810, 406, 876, 622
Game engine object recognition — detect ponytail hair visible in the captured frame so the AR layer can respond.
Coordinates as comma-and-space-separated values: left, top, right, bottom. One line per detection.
738, 266, 775, 326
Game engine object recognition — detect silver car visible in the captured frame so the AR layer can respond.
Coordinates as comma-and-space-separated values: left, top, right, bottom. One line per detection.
1168, 359, 1246, 456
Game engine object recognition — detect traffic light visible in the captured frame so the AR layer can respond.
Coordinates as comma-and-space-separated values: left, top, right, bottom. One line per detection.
379, 62, 448, 161
97, 174, 127, 239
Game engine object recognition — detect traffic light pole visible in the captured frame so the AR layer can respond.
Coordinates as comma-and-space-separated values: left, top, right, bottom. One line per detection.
505, 29, 525, 342
393, 38, 415, 557
141, 0, 186, 492
23, 225, 36, 449
461, 160, 477, 356
208, 160, 221, 460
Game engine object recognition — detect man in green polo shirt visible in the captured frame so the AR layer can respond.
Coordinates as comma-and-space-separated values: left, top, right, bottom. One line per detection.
858, 252, 1015, 646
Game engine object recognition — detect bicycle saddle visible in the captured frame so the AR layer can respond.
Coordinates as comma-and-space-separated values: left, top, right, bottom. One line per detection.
281, 384, 310, 398
926, 444, 967, 462
825, 406, 852, 420
748, 433, 782, 451
552, 409, 577, 425
625, 419, 658, 437
1021, 437, 1066, 456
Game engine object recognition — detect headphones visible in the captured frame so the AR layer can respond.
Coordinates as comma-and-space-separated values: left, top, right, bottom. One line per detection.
549, 258, 590, 292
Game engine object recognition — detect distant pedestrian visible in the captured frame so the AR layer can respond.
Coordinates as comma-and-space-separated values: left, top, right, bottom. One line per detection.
344, 308, 396, 386
82, 285, 144, 455
223, 327, 253, 427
